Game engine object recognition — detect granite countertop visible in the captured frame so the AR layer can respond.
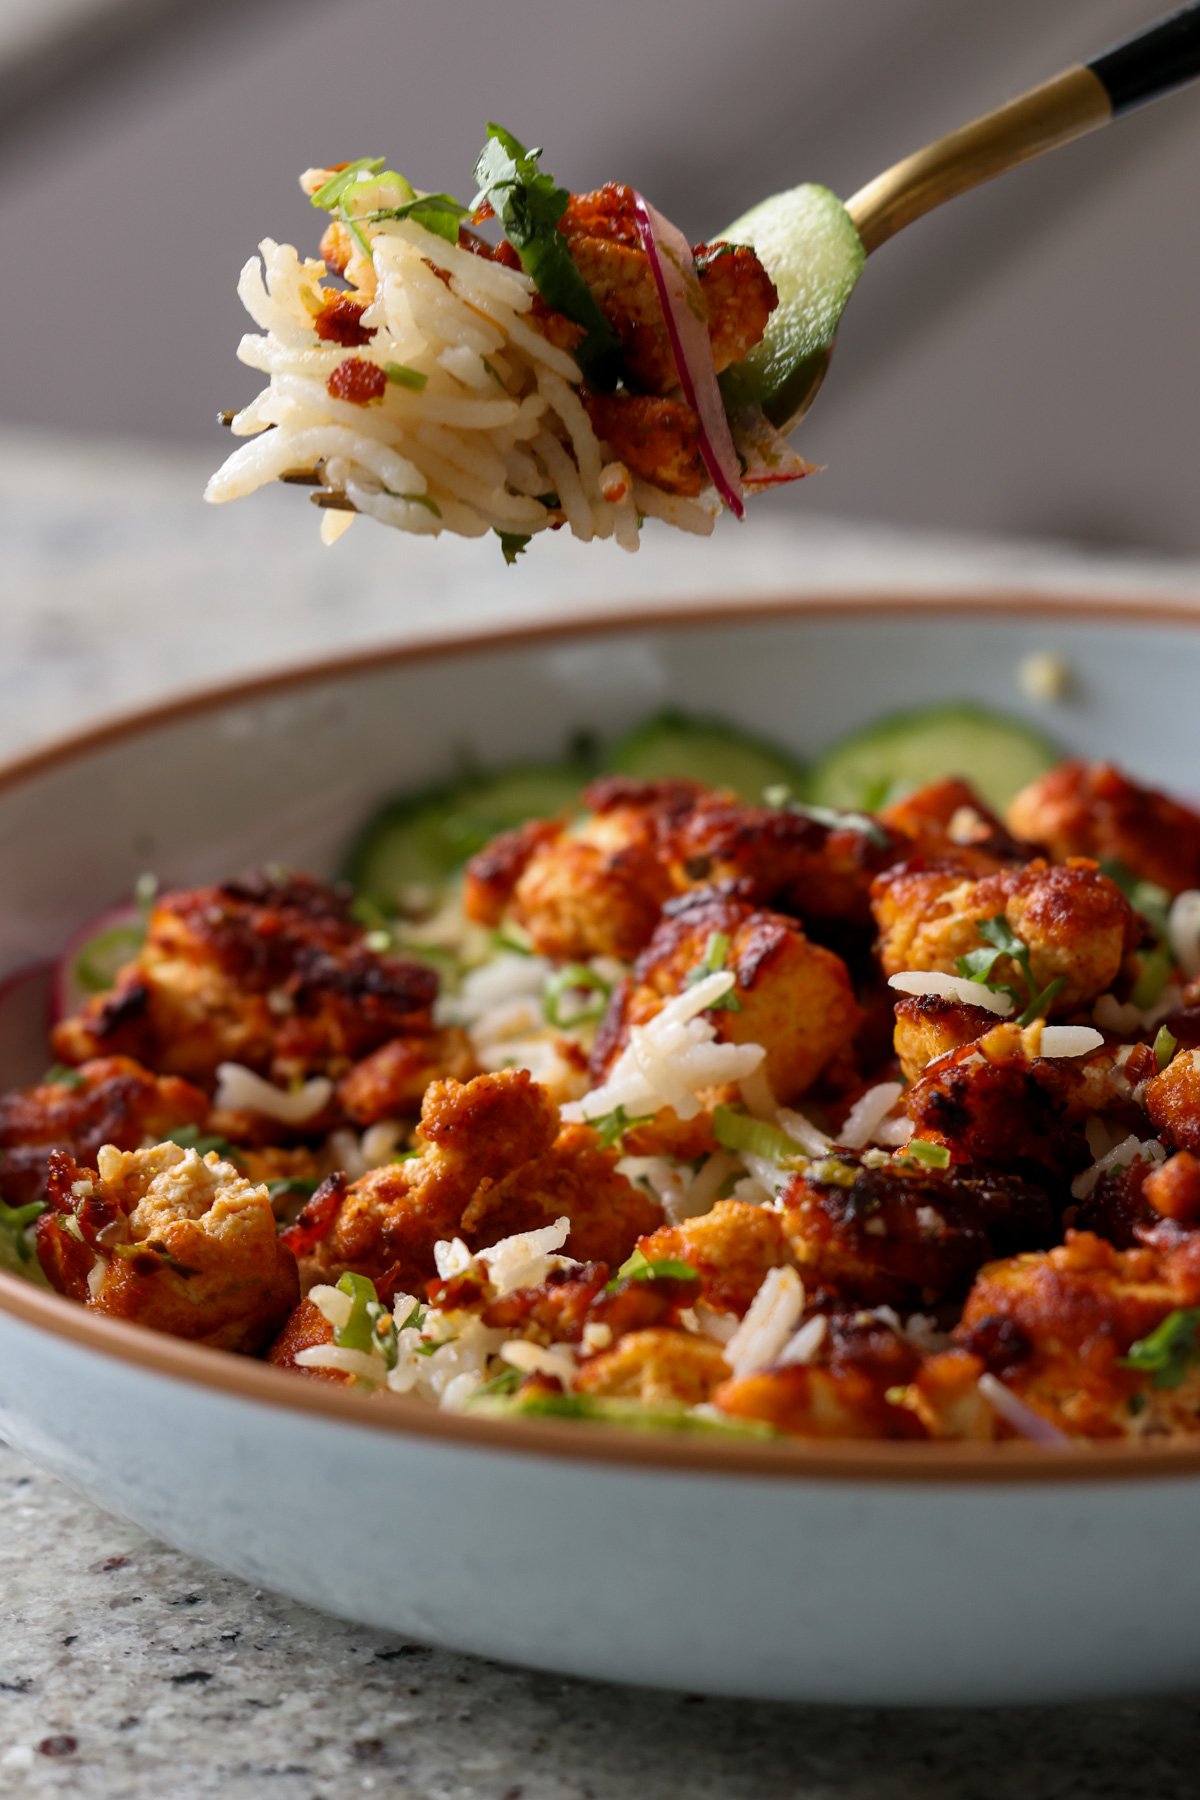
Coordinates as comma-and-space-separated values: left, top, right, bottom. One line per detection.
4, 431, 1200, 1797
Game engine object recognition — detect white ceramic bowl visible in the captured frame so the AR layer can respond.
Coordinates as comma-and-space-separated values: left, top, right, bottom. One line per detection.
4, 593, 1200, 1706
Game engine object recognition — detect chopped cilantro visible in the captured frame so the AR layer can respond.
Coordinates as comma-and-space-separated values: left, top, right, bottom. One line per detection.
165, 1126, 243, 1164
604, 1247, 698, 1294
588, 1105, 654, 1150
42, 1064, 84, 1089
495, 530, 531, 566
265, 1176, 321, 1203
364, 190, 470, 245
955, 915, 1065, 1026
900, 1140, 951, 1170
761, 790, 890, 849
413, 1337, 455, 1357
0, 1197, 45, 1262
334, 1270, 397, 1369
384, 361, 428, 390
684, 931, 742, 1011
1119, 1308, 1200, 1389
471, 124, 621, 385
542, 963, 611, 1028
1155, 1025, 1178, 1072
471, 1366, 523, 1400
73, 921, 146, 996
398, 1302, 427, 1333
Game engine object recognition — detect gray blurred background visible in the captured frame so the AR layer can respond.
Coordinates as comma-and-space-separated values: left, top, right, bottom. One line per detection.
2, 0, 1197, 551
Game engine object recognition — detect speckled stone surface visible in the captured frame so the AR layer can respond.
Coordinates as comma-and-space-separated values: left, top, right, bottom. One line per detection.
6, 1442, 1200, 1798
5, 431, 1200, 1796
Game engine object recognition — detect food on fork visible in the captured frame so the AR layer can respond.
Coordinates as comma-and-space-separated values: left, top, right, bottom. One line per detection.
205, 128, 824, 554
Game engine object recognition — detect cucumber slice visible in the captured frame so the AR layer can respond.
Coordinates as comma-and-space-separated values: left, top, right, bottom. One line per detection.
344, 763, 585, 906
610, 710, 806, 801
717, 184, 864, 429
807, 704, 1058, 815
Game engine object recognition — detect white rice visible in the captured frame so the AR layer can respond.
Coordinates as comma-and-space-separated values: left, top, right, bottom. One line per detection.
888, 972, 1013, 1016
1169, 891, 1200, 978
1070, 1133, 1167, 1201
724, 1266, 806, 1377
1037, 1026, 1105, 1059
838, 1081, 906, 1150
214, 1062, 332, 1125
563, 971, 765, 1127
206, 178, 709, 550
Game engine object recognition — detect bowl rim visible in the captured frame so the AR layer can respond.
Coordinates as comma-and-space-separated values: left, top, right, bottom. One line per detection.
5, 583, 1200, 1487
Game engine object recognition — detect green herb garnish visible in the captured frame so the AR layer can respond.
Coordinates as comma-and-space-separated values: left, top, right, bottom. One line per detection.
900, 1139, 951, 1170
712, 1105, 803, 1166
542, 963, 611, 1029
266, 1176, 321, 1203
398, 1301, 426, 1333
1154, 1025, 1178, 1072
471, 124, 621, 385
762, 789, 890, 849
165, 1126, 242, 1164
1119, 1308, 1200, 1390
684, 931, 742, 1011
603, 1247, 698, 1295
399, 492, 442, 517
384, 361, 428, 390
955, 915, 1065, 1026
364, 190, 471, 245
42, 1064, 84, 1089
334, 1270, 398, 1370
310, 157, 388, 210
0, 1197, 45, 1263
588, 1105, 654, 1150
471, 1367, 523, 1400
495, 530, 532, 566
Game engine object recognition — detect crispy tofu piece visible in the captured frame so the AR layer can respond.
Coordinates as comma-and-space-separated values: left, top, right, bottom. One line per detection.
1008, 761, 1200, 897
873, 857, 1136, 1014
35, 1142, 298, 1353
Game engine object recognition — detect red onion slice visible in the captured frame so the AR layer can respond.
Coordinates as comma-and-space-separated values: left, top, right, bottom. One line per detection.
977, 1373, 1074, 1450
630, 190, 744, 519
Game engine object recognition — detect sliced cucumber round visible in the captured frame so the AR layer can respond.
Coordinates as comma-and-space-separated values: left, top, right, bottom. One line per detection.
717, 183, 864, 428
610, 710, 806, 801
807, 704, 1058, 815
344, 763, 585, 906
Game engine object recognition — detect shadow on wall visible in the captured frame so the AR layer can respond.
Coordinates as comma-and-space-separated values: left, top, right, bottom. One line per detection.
2, 0, 1196, 553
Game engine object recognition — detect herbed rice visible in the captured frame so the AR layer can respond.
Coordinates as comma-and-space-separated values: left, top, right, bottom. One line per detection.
205, 175, 718, 550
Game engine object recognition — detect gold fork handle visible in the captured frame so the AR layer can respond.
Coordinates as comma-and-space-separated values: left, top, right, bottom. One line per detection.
847, 5, 1200, 254
846, 65, 1111, 255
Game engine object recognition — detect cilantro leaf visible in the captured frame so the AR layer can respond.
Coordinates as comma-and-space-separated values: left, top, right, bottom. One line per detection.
900, 1140, 951, 1170
0, 1197, 46, 1263
683, 930, 742, 1011
495, 530, 531, 566
588, 1105, 654, 1150
266, 1176, 321, 1203
42, 1064, 84, 1089
954, 915, 1063, 1026
471, 124, 622, 385
165, 1126, 243, 1164
604, 1247, 698, 1293
1119, 1308, 1200, 1390
364, 191, 470, 245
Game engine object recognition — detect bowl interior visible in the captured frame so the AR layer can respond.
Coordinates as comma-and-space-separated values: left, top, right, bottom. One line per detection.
4, 600, 1195, 991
